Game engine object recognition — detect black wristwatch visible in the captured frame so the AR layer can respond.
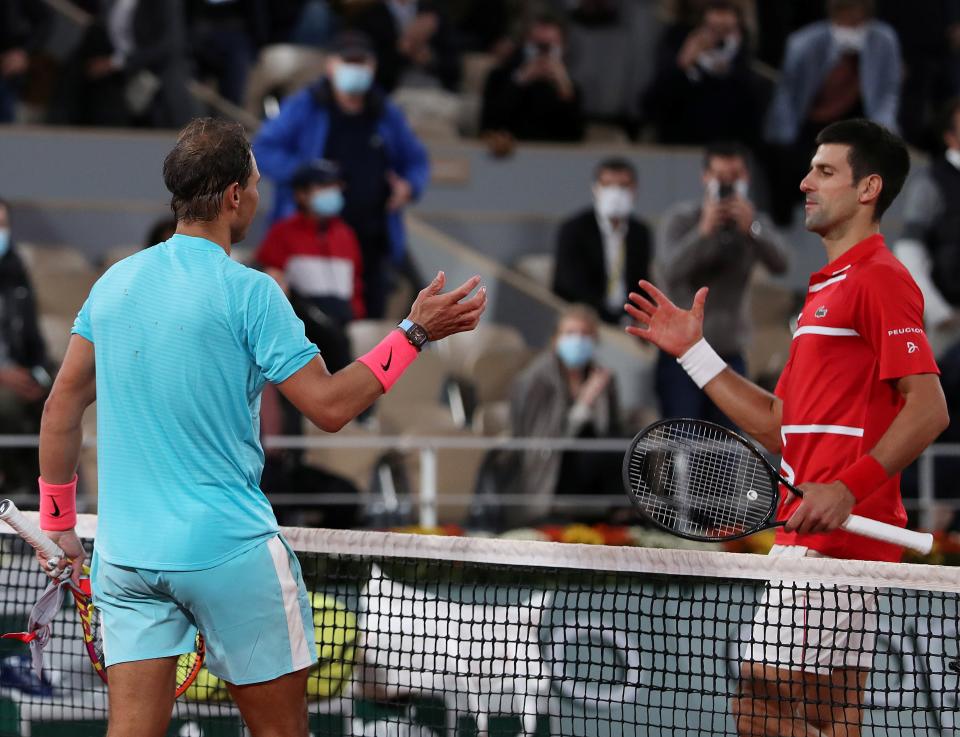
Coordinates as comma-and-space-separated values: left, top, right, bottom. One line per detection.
397, 318, 429, 351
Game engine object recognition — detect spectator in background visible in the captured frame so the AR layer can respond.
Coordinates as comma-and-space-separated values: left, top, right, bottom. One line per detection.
254, 31, 429, 319
895, 97, 960, 358
143, 216, 177, 250
0, 199, 49, 493
187, 0, 268, 106
256, 158, 363, 372
643, 0, 769, 149
50, 0, 200, 128
0, 0, 51, 123
552, 158, 652, 325
874, 0, 960, 152
655, 142, 788, 424
452, 0, 511, 53
346, 0, 461, 92
764, 0, 901, 224
480, 12, 584, 145
508, 304, 622, 524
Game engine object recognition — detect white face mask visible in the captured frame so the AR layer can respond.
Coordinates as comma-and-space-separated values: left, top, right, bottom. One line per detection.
594, 185, 634, 219
946, 148, 960, 171
831, 24, 868, 53
696, 33, 741, 74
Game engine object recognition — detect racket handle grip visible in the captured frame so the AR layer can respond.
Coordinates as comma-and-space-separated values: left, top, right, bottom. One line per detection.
842, 514, 933, 555
0, 499, 65, 562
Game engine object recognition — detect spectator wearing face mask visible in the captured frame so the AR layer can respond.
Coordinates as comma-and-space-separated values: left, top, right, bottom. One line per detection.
253, 30, 430, 319
642, 0, 769, 149
0, 198, 49, 493
552, 158, 652, 325
256, 159, 364, 329
764, 0, 902, 224
507, 304, 623, 523
655, 141, 788, 425
480, 11, 584, 145
346, 0, 461, 92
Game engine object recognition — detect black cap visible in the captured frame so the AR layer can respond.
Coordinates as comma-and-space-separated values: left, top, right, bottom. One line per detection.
291, 159, 342, 189
329, 30, 375, 62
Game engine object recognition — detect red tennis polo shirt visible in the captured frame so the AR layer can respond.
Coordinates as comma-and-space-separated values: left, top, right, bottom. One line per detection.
773, 234, 940, 561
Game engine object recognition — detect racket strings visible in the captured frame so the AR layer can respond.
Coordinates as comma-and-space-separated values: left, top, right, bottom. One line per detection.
627, 421, 775, 539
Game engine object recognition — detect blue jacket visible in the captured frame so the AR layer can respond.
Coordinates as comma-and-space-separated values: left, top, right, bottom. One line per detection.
253, 81, 430, 264
764, 20, 901, 145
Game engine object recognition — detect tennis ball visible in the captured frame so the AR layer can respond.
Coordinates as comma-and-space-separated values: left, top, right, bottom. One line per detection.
181, 666, 230, 701
306, 592, 357, 699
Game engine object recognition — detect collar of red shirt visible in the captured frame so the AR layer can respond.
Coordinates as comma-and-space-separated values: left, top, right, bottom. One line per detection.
809, 232, 885, 287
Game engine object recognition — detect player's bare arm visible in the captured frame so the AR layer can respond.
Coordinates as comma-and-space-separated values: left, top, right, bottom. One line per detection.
787, 373, 949, 535
278, 271, 486, 431
36, 334, 95, 580
625, 280, 782, 452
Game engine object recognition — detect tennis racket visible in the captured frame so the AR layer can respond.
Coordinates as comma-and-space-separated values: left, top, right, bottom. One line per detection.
0, 499, 205, 696
622, 418, 933, 555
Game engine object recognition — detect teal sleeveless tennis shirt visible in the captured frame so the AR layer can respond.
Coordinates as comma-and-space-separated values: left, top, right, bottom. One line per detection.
72, 235, 319, 570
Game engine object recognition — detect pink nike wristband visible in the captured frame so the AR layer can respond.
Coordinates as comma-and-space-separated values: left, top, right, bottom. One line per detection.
836, 455, 889, 502
39, 475, 78, 531
357, 329, 419, 392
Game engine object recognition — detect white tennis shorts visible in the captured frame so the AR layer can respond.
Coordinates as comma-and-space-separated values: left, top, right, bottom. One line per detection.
742, 545, 877, 675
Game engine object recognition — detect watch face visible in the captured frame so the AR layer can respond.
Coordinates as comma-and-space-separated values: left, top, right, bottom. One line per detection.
409, 324, 429, 346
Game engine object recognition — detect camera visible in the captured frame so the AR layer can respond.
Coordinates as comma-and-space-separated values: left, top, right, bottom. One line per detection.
717, 182, 734, 200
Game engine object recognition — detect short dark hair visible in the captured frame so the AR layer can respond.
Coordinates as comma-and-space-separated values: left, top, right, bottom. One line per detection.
703, 141, 750, 169
827, 0, 874, 17
814, 118, 910, 220
528, 10, 567, 36
594, 157, 636, 183
163, 118, 253, 223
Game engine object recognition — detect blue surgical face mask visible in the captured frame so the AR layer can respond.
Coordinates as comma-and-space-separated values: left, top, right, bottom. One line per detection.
556, 333, 595, 369
0, 229, 9, 259
333, 63, 374, 96
310, 188, 344, 217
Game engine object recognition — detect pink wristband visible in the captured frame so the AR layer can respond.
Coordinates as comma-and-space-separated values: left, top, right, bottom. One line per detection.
836, 455, 889, 501
39, 475, 78, 531
357, 329, 419, 392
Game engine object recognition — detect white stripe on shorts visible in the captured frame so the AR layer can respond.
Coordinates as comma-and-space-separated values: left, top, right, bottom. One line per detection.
266, 536, 313, 671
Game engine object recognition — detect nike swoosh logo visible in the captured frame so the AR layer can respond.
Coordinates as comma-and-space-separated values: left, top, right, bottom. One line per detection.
380, 348, 393, 372
51, 498, 61, 517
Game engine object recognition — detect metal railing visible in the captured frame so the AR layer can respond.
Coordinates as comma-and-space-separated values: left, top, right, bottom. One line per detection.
2, 435, 958, 529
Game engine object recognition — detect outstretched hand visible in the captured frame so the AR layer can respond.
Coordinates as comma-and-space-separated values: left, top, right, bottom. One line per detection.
408, 271, 487, 341
624, 280, 708, 358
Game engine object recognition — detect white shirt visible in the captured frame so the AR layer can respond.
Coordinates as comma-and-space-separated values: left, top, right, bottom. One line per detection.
595, 211, 628, 316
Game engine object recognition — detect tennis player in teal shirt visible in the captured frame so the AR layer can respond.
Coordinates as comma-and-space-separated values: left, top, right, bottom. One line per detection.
34, 118, 486, 737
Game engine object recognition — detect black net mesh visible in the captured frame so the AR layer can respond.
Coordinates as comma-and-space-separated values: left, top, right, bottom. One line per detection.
1, 527, 959, 736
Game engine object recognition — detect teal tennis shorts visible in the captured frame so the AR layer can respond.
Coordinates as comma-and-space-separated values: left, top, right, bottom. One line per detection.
91, 534, 316, 685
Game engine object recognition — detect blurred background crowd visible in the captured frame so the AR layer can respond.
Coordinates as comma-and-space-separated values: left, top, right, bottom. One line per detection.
4, 0, 960, 538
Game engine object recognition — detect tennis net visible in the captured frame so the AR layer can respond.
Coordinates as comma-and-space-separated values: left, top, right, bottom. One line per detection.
1, 513, 959, 736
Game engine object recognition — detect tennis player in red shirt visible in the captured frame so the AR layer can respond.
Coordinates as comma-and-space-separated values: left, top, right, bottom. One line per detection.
625, 119, 949, 735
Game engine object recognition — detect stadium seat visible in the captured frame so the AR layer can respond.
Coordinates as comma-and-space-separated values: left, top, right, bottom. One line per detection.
471, 400, 510, 437
346, 319, 397, 359
38, 315, 72, 367
22, 245, 98, 321
435, 323, 527, 377
513, 253, 556, 290
463, 346, 534, 405
302, 419, 383, 495
244, 44, 327, 119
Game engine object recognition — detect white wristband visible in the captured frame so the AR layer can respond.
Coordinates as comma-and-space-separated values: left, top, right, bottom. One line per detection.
677, 338, 727, 389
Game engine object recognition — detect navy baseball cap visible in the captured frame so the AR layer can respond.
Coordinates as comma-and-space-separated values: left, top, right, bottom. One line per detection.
291, 159, 342, 189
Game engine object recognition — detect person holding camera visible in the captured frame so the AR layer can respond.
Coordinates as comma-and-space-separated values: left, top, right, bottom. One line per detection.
479, 11, 584, 146
654, 141, 788, 425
